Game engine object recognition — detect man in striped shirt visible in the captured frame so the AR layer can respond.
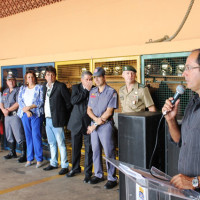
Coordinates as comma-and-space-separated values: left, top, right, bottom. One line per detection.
162, 49, 200, 190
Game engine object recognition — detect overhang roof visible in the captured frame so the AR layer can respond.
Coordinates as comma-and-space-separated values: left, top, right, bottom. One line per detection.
0, 0, 62, 18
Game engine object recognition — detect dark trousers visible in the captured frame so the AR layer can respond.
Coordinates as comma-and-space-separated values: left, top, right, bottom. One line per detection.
71, 130, 93, 177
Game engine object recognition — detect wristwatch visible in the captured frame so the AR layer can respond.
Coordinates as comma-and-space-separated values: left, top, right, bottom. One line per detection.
192, 177, 199, 189
94, 122, 98, 126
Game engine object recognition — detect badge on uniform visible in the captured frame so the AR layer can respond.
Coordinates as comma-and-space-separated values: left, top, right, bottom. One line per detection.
132, 95, 138, 105
90, 93, 96, 98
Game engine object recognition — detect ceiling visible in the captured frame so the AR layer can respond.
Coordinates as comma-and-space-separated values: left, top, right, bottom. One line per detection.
0, 0, 63, 18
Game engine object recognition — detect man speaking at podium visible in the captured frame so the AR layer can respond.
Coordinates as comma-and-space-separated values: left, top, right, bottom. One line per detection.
162, 49, 200, 190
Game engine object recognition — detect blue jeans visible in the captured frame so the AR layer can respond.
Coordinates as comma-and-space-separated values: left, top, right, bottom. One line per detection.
45, 118, 69, 168
21, 113, 43, 162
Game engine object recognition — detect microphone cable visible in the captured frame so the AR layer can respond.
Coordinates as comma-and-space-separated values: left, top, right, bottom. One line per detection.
148, 114, 170, 182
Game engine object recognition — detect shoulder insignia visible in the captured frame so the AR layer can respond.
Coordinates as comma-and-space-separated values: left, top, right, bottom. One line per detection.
113, 92, 117, 98
139, 83, 145, 88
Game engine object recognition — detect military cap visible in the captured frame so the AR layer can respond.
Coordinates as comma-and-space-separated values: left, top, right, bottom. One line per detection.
93, 67, 105, 76
122, 65, 137, 73
6, 74, 16, 80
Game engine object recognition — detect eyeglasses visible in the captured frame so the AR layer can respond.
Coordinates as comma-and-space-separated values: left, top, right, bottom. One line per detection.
184, 64, 200, 71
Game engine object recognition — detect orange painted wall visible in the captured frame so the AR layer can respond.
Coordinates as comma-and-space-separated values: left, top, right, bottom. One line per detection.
0, 0, 199, 66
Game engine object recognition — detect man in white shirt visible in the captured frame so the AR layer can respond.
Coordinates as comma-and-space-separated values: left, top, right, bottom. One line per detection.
43, 66, 72, 175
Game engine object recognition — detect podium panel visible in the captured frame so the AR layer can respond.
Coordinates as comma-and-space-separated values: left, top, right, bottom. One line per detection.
105, 157, 200, 200
118, 112, 165, 200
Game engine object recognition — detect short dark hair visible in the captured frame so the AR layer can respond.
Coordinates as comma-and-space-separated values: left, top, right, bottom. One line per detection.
81, 70, 92, 78
45, 66, 56, 76
192, 49, 200, 65
25, 70, 37, 85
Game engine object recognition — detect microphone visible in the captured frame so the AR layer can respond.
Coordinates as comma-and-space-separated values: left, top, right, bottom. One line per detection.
171, 85, 185, 104
163, 85, 185, 116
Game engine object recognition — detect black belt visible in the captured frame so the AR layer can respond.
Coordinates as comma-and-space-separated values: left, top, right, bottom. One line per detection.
9, 111, 17, 116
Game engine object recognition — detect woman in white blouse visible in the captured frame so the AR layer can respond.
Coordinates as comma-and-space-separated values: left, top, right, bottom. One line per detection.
18, 71, 44, 168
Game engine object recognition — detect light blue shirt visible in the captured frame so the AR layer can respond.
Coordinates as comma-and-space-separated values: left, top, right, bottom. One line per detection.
88, 84, 118, 117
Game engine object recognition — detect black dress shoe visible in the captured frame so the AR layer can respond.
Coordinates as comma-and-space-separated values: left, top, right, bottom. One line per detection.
66, 169, 81, 177
18, 156, 27, 163
104, 181, 117, 189
59, 168, 69, 175
83, 176, 91, 183
43, 165, 58, 171
88, 176, 104, 184
4, 152, 17, 159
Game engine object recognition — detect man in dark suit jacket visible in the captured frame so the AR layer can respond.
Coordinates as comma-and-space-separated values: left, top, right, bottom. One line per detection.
43, 66, 72, 175
66, 71, 93, 183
